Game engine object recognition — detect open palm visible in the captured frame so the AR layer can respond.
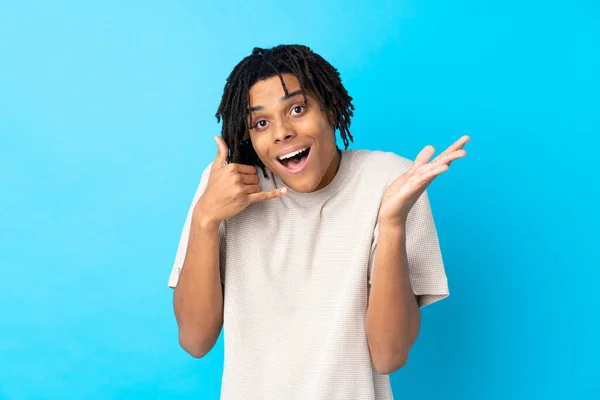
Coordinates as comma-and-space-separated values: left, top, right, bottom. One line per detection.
378, 135, 470, 227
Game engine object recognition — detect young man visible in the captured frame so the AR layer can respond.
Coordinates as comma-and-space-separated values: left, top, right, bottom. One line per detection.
168, 45, 469, 399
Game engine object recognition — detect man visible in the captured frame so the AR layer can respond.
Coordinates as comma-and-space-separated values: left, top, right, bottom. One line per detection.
169, 44, 469, 399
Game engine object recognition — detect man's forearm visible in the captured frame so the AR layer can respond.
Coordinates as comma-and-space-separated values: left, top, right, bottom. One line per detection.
173, 217, 224, 358
365, 221, 421, 374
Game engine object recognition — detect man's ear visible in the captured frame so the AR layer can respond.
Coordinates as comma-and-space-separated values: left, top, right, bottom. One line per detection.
327, 110, 337, 127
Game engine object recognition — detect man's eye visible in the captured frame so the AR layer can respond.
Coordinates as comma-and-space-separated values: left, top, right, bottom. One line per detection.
292, 106, 305, 114
255, 120, 267, 128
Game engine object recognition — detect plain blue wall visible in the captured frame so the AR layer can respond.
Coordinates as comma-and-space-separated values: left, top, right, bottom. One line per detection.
1, 1, 598, 399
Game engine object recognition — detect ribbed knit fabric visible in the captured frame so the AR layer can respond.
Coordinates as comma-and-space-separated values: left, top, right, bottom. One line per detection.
168, 149, 449, 399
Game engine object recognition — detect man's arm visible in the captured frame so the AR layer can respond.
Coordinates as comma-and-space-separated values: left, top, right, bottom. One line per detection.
365, 221, 421, 375
173, 215, 224, 358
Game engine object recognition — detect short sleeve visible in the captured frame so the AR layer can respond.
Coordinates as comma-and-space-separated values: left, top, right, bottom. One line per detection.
167, 162, 227, 288
368, 190, 449, 308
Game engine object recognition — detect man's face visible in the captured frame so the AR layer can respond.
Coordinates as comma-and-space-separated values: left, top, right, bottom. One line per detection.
248, 73, 340, 193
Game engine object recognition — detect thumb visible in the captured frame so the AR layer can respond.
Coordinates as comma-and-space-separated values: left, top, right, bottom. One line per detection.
212, 136, 229, 171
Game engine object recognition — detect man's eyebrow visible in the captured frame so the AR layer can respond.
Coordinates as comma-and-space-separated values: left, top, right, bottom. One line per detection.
249, 90, 305, 113
281, 89, 304, 102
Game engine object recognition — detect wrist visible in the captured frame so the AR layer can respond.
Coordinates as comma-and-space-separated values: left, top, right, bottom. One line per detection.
192, 206, 221, 232
377, 216, 407, 234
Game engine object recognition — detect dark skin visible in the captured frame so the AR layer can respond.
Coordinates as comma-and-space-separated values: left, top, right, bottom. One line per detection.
366, 135, 469, 373
247, 73, 341, 193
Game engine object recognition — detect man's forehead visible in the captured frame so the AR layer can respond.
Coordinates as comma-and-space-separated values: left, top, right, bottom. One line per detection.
249, 77, 306, 110
250, 75, 301, 97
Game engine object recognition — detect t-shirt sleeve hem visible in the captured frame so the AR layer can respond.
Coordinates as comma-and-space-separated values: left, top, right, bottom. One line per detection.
167, 265, 181, 289
417, 292, 449, 308
413, 279, 449, 308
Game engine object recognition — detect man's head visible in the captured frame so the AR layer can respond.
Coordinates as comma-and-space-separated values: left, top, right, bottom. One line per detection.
215, 45, 355, 193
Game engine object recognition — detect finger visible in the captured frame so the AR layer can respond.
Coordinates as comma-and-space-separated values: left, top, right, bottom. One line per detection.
446, 149, 467, 167
404, 164, 445, 202
212, 136, 229, 171
228, 163, 258, 175
432, 149, 467, 167
418, 163, 449, 185
432, 135, 470, 163
411, 145, 436, 171
247, 187, 287, 203
414, 161, 449, 182
240, 174, 260, 185
243, 184, 262, 194
446, 135, 470, 152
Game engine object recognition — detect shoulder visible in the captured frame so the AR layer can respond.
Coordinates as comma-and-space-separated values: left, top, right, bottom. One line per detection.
348, 149, 414, 185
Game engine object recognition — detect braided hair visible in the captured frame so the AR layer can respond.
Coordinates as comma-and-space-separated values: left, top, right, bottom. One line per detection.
215, 44, 355, 177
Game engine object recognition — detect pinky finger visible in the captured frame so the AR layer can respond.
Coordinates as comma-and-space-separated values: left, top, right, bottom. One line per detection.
244, 184, 262, 194
422, 164, 449, 185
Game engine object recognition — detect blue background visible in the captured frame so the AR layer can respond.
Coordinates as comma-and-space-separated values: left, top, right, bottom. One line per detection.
1, 1, 598, 399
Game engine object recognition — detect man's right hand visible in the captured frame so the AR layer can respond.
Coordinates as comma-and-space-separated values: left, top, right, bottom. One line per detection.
193, 136, 287, 228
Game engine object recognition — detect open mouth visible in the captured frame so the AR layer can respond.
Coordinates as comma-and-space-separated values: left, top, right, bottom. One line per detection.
278, 147, 311, 172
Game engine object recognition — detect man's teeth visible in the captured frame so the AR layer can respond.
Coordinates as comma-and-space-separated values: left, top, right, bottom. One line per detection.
279, 148, 307, 160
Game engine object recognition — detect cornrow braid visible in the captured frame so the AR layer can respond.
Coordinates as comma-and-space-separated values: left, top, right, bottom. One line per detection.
215, 44, 355, 177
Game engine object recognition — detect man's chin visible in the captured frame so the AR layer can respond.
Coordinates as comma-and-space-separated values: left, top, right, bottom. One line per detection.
280, 177, 319, 194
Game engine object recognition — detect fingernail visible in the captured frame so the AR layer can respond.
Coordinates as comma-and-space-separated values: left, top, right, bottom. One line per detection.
280, 187, 287, 194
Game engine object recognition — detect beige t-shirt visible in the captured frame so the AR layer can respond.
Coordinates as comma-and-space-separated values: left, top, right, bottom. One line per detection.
168, 149, 449, 399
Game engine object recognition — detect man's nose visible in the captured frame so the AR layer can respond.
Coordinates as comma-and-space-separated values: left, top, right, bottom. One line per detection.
273, 119, 296, 143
